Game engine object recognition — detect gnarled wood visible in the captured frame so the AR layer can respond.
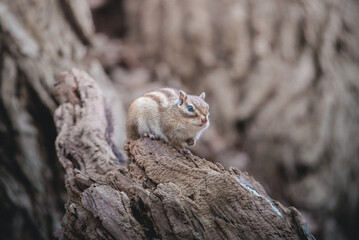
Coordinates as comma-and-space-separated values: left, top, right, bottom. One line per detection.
54, 69, 314, 240
119, 1, 359, 238
0, 1, 126, 239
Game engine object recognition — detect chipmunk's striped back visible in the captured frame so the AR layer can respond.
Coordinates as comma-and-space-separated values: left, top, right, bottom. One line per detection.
142, 88, 179, 108
126, 88, 210, 152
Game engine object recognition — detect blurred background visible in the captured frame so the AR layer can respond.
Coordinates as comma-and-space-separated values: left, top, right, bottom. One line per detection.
0, 0, 359, 239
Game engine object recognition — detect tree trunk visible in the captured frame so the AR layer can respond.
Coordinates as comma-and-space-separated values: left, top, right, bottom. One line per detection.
121, 0, 359, 238
0, 1, 125, 239
53, 68, 314, 240
1, 0, 358, 239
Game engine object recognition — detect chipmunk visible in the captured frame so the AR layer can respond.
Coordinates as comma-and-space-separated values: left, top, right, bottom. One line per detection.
126, 88, 210, 153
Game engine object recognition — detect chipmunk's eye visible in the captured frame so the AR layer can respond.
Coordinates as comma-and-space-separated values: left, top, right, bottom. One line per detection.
187, 105, 194, 112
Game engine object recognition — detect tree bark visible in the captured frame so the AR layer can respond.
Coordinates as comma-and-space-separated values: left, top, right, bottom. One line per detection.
0, 1, 125, 239
1, 0, 358, 239
121, 0, 359, 238
53, 68, 314, 240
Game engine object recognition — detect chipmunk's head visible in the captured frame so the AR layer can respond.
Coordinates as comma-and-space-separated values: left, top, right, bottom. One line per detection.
178, 90, 210, 129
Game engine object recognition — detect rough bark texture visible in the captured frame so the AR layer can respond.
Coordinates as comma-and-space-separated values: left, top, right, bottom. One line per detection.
1, 0, 358, 239
0, 1, 125, 239
54, 68, 314, 240
117, 0, 359, 239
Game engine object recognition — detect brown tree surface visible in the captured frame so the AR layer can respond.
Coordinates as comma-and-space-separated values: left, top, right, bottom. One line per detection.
117, 0, 359, 239
54, 68, 314, 240
1, 0, 358, 239
0, 0, 125, 239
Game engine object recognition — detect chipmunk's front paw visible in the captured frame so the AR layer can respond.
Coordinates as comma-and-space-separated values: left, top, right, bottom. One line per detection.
179, 148, 192, 155
185, 138, 196, 146
144, 132, 160, 140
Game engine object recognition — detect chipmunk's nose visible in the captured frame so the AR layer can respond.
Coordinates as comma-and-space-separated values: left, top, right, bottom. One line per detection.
201, 117, 208, 124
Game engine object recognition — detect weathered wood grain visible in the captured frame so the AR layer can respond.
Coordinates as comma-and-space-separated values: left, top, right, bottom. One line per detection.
0, 1, 125, 239
54, 69, 314, 240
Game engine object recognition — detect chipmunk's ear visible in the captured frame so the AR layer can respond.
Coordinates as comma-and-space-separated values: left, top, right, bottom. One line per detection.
199, 92, 205, 100
179, 90, 187, 105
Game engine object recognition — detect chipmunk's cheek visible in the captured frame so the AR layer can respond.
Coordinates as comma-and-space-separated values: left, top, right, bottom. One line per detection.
192, 119, 203, 127
187, 119, 196, 126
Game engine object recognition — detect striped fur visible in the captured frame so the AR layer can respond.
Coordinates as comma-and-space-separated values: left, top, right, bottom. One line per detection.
126, 88, 210, 150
